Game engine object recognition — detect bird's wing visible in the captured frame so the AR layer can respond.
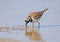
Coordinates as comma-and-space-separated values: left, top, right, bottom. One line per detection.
29, 12, 43, 19
34, 14, 42, 19
28, 8, 48, 19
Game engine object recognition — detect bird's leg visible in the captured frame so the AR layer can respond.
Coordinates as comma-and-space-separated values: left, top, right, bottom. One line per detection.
38, 21, 40, 32
25, 23, 28, 33
32, 22, 34, 29
26, 24, 27, 32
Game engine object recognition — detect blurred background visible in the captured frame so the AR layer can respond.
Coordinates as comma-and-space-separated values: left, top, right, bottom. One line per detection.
0, 0, 60, 26
0, 0, 60, 42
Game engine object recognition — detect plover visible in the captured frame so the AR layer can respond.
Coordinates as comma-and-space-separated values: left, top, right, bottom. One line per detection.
25, 8, 48, 32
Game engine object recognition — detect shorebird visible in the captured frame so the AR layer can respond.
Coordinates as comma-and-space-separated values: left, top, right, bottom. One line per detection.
25, 8, 48, 32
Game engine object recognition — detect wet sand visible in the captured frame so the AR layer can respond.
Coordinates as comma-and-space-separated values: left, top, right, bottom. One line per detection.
0, 38, 20, 42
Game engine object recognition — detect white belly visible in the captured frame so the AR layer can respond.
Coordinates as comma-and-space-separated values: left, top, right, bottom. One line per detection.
32, 17, 40, 22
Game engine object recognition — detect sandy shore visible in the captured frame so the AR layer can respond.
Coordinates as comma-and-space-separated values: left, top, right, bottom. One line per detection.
0, 38, 20, 42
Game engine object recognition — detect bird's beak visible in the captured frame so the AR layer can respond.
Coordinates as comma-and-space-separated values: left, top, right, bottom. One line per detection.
25, 21, 29, 32
25, 21, 29, 26
25, 19, 29, 24
25, 20, 29, 27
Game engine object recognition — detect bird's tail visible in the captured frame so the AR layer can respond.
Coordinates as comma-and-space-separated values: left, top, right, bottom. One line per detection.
42, 8, 48, 13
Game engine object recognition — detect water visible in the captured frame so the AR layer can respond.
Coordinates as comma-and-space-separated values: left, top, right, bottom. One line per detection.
0, 25, 60, 42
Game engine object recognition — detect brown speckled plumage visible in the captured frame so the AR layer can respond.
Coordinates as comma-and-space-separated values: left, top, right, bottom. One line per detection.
28, 8, 48, 19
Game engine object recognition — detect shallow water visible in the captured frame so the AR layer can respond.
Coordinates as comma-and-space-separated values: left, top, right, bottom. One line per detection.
0, 25, 60, 42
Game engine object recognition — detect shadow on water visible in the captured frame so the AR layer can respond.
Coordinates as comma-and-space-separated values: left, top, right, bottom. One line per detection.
25, 27, 46, 42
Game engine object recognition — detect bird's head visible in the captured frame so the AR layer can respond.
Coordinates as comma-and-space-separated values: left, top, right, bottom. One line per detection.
25, 16, 33, 26
25, 16, 30, 25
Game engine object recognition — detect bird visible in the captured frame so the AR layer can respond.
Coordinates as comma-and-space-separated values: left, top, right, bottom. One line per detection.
25, 8, 48, 32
